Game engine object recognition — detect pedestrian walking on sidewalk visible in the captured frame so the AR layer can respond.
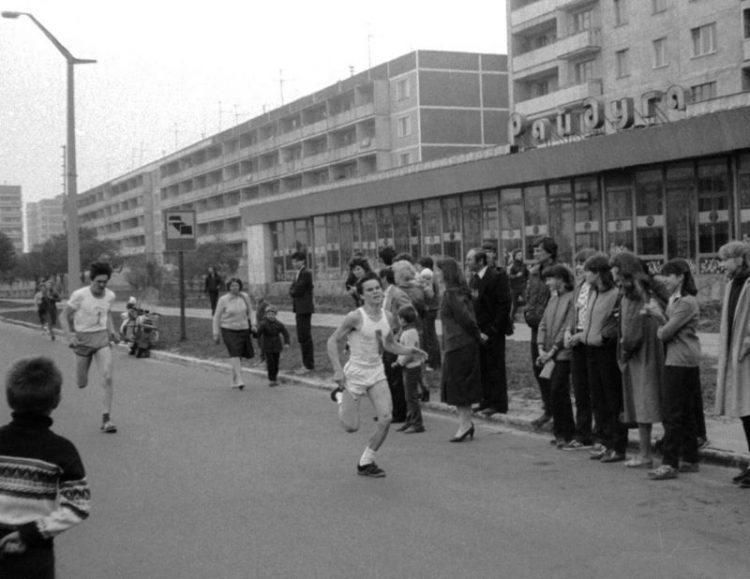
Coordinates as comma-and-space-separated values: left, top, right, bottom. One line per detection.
0, 357, 91, 579
204, 266, 223, 316
212, 278, 255, 390
714, 241, 750, 487
40, 280, 61, 340
327, 272, 427, 478
63, 261, 120, 433
289, 251, 315, 374
256, 305, 290, 387
436, 257, 482, 443
644, 258, 703, 480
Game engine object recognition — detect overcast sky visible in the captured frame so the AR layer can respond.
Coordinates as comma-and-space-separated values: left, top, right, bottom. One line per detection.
0, 0, 508, 208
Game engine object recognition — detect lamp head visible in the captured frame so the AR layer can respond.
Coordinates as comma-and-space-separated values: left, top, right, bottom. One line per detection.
2, 11, 23, 18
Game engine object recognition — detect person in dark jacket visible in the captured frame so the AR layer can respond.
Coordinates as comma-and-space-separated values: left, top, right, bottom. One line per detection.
289, 251, 315, 373
508, 249, 528, 321
255, 305, 290, 387
524, 237, 559, 427
204, 267, 223, 315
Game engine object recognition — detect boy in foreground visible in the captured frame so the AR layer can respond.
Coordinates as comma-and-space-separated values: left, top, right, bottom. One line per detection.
0, 357, 91, 579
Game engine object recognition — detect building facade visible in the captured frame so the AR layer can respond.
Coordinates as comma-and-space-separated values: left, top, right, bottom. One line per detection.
76, 50, 509, 266
26, 194, 65, 251
0, 185, 23, 255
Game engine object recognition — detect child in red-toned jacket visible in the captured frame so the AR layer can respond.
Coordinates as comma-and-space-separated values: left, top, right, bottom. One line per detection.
255, 305, 290, 387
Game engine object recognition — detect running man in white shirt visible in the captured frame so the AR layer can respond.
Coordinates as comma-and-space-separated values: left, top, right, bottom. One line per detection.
64, 262, 120, 433
327, 272, 427, 478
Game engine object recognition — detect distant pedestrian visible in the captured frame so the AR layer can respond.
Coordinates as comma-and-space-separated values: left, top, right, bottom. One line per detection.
204, 266, 223, 316
40, 280, 61, 341
0, 357, 91, 579
289, 251, 315, 374
256, 305, 290, 387
34, 283, 45, 334
508, 249, 528, 320
393, 305, 425, 434
212, 278, 255, 390
63, 261, 120, 434
253, 287, 269, 366
714, 241, 750, 487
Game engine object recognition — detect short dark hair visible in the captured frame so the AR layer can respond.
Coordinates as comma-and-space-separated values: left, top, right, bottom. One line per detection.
348, 256, 371, 272
471, 249, 489, 267
481, 241, 497, 254
418, 256, 434, 270
542, 264, 575, 291
89, 261, 112, 280
291, 251, 307, 262
356, 271, 381, 295
574, 247, 597, 264
6, 357, 62, 414
397, 304, 417, 325
393, 252, 414, 264
378, 266, 395, 285
378, 246, 396, 266
534, 237, 558, 259
661, 259, 698, 296
226, 277, 243, 291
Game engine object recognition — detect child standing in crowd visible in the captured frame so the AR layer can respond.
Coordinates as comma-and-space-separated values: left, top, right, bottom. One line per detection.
394, 305, 425, 434
0, 357, 91, 579
255, 305, 290, 387
645, 258, 703, 480
536, 264, 576, 448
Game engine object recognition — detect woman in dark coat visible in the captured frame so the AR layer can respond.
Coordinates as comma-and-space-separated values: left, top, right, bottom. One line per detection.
436, 257, 482, 442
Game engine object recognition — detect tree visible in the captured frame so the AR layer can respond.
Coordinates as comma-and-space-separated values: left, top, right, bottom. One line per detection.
0, 231, 16, 279
124, 255, 166, 291
11, 251, 46, 282
182, 240, 240, 287
39, 227, 121, 278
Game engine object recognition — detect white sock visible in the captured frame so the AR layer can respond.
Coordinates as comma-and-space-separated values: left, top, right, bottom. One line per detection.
335, 390, 343, 404
359, 447, 376, 466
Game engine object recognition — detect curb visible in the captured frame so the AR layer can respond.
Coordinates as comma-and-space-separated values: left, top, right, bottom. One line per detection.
1, 314, 746, 471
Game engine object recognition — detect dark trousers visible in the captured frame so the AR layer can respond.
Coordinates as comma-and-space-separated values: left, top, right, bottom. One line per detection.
295, 313, 314, 369
480, 334, 508, 412
661, 366, 701, 468
403, 366, 424, 428
208, 291, 219, 315
530, 327, 550, 414
0, 539, 54, 579
585, 344, 628, 454
571, 343, 593, 444
422, 309, 441, 369
266, 352, 280, 381
383, 351, 406, 422
545, 360, 574, 441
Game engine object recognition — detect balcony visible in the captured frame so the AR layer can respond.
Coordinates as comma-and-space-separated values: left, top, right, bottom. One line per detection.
557, 28, 601, 59
510, 0, 558, 29
514, 79, 602, 116
513, 29, 600, 75
745, 37, 750, 61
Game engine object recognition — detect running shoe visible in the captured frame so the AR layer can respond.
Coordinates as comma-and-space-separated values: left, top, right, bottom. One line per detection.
357, 462, 386, 478
100, 421, 118, 434
330, 385, 344, 403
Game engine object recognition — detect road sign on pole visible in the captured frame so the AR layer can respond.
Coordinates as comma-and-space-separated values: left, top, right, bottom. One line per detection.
164, 210, 196, 340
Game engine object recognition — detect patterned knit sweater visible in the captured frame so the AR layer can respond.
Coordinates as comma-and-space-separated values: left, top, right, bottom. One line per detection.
0, 413, 91, 546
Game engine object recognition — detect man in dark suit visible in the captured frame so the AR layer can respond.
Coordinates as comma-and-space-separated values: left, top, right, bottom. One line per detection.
289, 251, 315, 374
466, 248, 511, 416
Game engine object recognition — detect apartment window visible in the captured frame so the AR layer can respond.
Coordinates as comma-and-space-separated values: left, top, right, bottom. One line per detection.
396, 78, 410, 101
573, 9, 593, 33
532, 80, 549, 97
615, 49, 629, 78
691, 23, 716, 57
614, 0, 627, 26
574, 59, 596, 84
745, 9, 750, 39
397, 115, 411, 137
691, 81, 717, 102
652, 0, 666, 14
653, 37, 668, 68
399, 153, 411, 166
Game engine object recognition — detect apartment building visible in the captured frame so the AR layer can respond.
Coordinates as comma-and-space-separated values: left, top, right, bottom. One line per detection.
0, 185, 23, 255
76, 50, 509, 266
26, 194, 65, 251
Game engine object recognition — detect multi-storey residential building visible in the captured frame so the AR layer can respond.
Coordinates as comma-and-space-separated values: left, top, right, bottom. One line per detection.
76, 50, 509, 267
0, 185, 23, 255
26, 194, 65, 251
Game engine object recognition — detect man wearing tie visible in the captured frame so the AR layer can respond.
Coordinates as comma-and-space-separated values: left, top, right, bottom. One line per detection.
289, 251, 315, 374
466, 248, 511, 416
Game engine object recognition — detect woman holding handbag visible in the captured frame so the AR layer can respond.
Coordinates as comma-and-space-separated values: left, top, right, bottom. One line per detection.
212, 278, 255, 390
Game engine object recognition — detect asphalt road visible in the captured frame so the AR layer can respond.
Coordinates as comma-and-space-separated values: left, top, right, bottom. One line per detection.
2, 322, 750, 579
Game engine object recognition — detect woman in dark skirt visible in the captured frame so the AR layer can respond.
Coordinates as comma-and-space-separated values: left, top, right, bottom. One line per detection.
212, 278, 255, 390
436, 257, 482, 442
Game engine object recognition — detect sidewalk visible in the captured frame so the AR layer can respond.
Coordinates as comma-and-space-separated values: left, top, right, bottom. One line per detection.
0, 299, 744, 468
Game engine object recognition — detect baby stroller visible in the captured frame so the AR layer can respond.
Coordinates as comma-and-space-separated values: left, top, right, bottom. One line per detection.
120, 298, 160, 358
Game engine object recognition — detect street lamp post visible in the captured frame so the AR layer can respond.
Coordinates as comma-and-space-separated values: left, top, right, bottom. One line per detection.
2, 11, 95, 296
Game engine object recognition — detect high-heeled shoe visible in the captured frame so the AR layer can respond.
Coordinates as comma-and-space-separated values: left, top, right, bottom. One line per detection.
450, 423, 475, 443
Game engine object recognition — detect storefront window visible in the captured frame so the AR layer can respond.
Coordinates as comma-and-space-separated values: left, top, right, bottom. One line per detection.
392, 203, 410, 255
326, 214, 340, 277
409, 203, 423, 259
361, 208, 377, 255
635, 167, 665, 262
423, 199, 442, 257
523, 185, 548, 259
376, 206, 394, 250
442, 196, 462, 261
604, 172, 634, 253
462, 193, 482, 253
340, 212, 354, 274
271, 222, 284, 282
481, 190, 500, 261
313, 216, 326, 279
574, 176, 602, 252
500, 188, 523, 259
548, 180, 574, 264
697, 158, 730, 261
738, 153, 750, 242
665, 163, 696, 262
